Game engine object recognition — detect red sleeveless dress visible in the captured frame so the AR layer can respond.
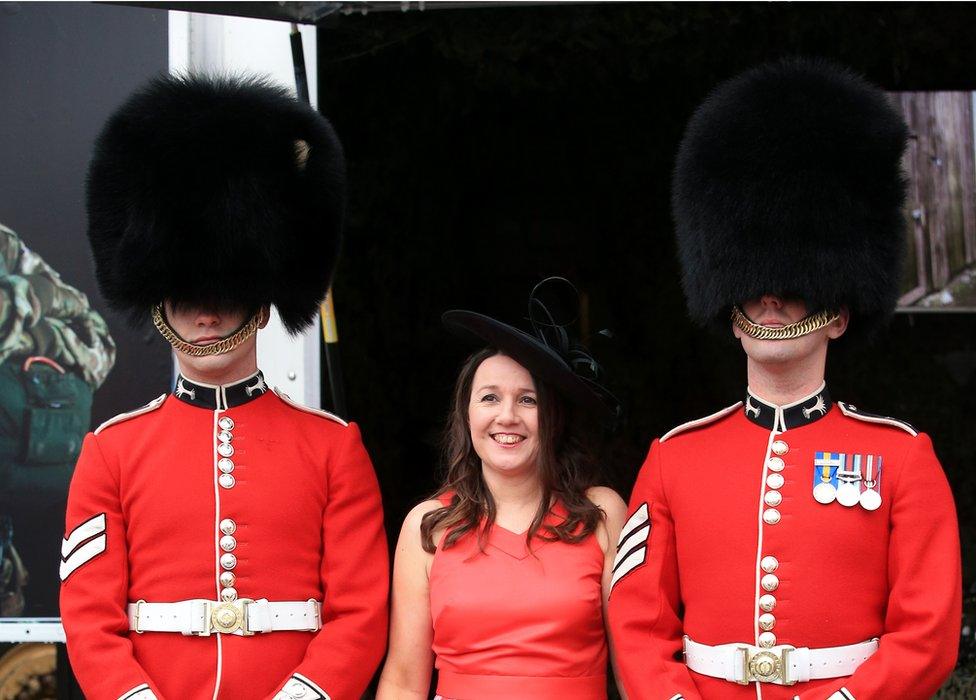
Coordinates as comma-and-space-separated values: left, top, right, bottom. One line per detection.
429, 498, 608, 699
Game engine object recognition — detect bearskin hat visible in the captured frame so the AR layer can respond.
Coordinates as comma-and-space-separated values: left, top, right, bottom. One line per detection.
86, 74, 345, 334
672, 57, 908, 340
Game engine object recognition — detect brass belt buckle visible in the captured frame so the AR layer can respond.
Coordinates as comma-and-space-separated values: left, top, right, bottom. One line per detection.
739, 646, 795, 685
210, 598, 255, 635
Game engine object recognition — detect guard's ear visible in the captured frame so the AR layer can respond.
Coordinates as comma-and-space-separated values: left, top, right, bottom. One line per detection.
827, 307, 850, 340
258, 306, 272, 329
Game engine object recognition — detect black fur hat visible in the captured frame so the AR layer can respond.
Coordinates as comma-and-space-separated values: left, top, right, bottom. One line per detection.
86, 74, 346, 334
672, 57, 908, 339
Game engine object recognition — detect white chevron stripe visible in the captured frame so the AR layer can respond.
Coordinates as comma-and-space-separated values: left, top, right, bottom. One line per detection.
61, 513, 106, 558
613, 524, 650, 570
610, 545, 646, 590
59, 534, 106, 581
617, 503, 649, 548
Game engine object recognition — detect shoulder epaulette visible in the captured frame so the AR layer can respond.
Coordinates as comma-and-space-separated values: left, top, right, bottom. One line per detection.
272, 387, 348, 427
838, 402, 918, 437
660, 401, 742, 443
94, 394, 166, 435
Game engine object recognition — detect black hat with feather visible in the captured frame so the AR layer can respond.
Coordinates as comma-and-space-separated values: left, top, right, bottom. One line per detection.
672, 57, 909, 341
86, 73, 345, 348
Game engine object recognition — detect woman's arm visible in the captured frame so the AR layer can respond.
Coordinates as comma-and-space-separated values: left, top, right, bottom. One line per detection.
587, 486, 629, 700
376, 500, 442, 700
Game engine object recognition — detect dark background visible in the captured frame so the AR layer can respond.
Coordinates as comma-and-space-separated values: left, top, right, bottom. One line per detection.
316, 2, 976, 693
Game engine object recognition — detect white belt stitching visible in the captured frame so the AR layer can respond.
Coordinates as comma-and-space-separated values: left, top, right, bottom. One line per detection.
683, 635, 879, 685
127, 598, 322, 636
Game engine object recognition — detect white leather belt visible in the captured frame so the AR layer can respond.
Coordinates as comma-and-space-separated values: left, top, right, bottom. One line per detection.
127, 598, 321, 637
683, 635, 878, 686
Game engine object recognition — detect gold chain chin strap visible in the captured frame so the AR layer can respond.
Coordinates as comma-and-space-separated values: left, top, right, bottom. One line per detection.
731, 306, 839, 341
152, 304, 261, 357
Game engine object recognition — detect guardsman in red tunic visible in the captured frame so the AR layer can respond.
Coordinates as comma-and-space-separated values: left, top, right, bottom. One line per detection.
607, 59, 962, 700
59, 75, 389, 700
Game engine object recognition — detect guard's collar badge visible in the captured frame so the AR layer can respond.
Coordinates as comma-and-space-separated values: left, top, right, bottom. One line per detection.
744, 383, 832, 431
174, 370, 268, 410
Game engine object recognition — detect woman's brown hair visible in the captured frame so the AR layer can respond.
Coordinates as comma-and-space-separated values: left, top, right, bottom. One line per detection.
420, 347, 604, 553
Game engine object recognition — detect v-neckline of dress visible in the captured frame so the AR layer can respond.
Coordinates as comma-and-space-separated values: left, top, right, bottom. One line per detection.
487, 503, 568, 560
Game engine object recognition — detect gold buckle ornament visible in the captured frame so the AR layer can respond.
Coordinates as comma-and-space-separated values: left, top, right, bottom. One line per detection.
738, 646, 795, 685
209, 598, 255, 635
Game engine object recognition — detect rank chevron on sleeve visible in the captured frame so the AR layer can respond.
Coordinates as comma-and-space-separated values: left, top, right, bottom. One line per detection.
610, 503, 650, 592
60, 513, 107, 581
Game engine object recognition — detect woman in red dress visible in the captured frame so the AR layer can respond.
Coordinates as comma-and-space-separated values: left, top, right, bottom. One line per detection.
378, 279, 627, 700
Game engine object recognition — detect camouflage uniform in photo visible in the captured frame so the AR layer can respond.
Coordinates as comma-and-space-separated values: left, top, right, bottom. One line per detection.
0, 221, 115, 616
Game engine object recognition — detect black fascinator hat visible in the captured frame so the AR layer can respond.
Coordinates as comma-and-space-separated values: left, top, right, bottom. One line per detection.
442, 278, 620, 423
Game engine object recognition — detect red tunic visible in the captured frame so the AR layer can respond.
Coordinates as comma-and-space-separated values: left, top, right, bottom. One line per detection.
60, 372, 389, 700
607, 386, 961, 700
430, 502, 608, 699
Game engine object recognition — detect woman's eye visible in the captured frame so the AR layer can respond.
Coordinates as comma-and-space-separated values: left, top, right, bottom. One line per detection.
519, 396, 537, 405
479, 394, 498, 402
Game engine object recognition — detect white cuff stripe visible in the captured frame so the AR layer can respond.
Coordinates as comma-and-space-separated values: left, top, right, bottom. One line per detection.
61, 513, 106, 558
118, 684, 157, 700
276, 674, 331, 700
668, 695, 685, 700
59, 533, 106, 581
294, 674, 331, 699
610, 545, 646, 590
826, 690, 855, 700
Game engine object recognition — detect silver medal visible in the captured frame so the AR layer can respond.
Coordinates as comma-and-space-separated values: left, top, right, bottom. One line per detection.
813, 481, 836, 504
836, 481, 860, 507
859, 487, 882, 511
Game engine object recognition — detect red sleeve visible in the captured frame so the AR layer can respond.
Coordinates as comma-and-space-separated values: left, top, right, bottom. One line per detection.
60, 433, 162, 700
271, 422, 390, 700
795, 433, 962, 700
607, 440, 701, 700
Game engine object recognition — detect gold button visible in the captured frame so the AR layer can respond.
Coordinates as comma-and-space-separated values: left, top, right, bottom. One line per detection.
764, 491, 782, 507
758, 631, 777, 648
766, 473, 785, 490
762, 509, 781, 525
759, 594, 776, 612
767, 457, 785, 472
759, 613, 776, 630
761, 573, 779, 591
760, 555, 779, 573
771, 440, 789, 456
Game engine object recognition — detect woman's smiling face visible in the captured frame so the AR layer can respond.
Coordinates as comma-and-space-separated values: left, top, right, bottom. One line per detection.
467, 353, 540, 478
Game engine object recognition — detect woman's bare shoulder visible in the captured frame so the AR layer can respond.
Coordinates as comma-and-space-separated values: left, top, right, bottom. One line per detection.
585, 486, 627, 517
402, 499, 445, 534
